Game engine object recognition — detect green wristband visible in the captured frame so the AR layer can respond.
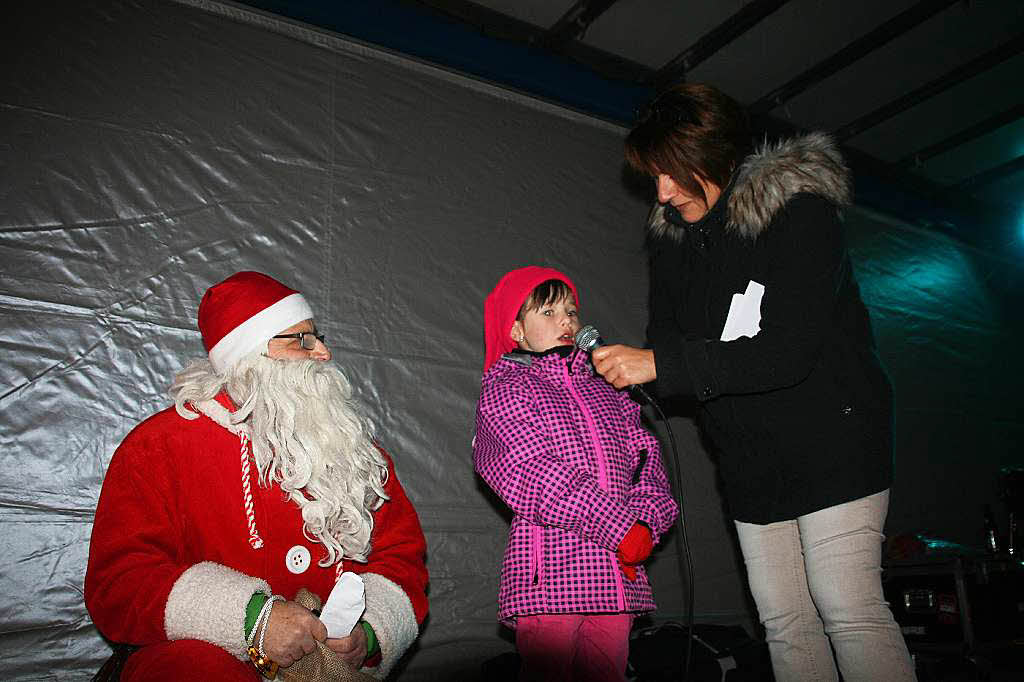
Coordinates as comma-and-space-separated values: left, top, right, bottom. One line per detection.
244, 592, 268, 640
360, 620, 379, 658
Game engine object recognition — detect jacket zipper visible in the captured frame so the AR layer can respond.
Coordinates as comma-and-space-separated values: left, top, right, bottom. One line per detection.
528, 353, 577, 590
561, 357, 627, 612
531, 524, 542, 586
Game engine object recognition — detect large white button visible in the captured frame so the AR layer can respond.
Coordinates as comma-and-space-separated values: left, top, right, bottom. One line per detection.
285, 545, 311, 574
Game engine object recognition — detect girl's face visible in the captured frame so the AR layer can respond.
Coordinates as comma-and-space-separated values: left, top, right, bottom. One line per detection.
510, 295, 580, 353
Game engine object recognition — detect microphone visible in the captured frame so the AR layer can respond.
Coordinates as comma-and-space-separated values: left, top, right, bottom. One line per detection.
574, 325, 652, 404
573, 324, 604, 354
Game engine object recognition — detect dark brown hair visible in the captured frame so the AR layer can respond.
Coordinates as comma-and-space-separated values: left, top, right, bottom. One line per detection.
625, 83, 751, 204
517, 279, 575, 320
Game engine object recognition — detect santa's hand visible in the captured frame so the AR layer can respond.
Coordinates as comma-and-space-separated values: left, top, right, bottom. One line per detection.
325, 623, 368, 666
263, 600, 327, 667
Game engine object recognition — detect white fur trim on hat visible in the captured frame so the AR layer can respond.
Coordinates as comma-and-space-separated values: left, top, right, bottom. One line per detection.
164, 561, 271, 659
359, 572, 419, 679
208, 292, 313, 374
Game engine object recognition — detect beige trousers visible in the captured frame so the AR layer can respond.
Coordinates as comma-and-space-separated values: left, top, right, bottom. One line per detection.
735, 489, 916, 682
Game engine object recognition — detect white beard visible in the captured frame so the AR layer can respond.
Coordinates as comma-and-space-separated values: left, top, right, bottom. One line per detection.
170, 354, 388, 565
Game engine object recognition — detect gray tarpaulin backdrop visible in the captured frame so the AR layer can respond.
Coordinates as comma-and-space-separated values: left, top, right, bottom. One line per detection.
1, 1, 1021, 680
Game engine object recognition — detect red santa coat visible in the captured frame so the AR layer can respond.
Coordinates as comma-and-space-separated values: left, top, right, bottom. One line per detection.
85, 394, 428, 679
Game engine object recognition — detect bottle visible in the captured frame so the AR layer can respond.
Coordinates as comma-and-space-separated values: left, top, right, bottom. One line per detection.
983, 504, 1000, 555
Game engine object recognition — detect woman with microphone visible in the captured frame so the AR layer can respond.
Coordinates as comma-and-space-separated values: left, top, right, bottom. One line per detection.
591, 83, 914, 682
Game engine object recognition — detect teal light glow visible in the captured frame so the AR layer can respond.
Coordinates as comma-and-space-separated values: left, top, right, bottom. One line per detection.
918, 535, 978, 555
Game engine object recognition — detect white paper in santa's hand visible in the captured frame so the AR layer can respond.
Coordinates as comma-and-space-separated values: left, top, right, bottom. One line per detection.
319, 572, 366, 638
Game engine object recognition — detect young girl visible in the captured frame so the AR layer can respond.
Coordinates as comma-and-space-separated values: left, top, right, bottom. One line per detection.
474, 265, 679, 682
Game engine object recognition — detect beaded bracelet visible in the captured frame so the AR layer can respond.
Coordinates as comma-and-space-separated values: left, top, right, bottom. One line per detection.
246, 594, 275, 648
247, 594, 283, 679
258, 597, 282, 659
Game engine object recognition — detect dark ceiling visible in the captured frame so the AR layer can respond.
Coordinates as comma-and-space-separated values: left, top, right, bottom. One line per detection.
234, 0, 1024, 251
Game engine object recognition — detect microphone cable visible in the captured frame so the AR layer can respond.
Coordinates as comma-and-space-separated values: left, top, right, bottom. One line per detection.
575, 326, 695, 681
642, 389, 695, 682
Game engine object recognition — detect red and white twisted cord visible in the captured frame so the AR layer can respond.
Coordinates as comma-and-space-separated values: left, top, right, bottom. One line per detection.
239, 432, 264, 549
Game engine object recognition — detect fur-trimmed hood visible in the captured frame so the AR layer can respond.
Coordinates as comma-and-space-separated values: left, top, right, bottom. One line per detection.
647, 132, 851, 241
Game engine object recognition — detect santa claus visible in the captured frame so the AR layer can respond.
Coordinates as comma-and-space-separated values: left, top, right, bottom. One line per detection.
85, 271, 428, 680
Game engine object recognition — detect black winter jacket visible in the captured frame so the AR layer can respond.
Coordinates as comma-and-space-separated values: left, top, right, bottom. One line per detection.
647, 133, 892, 523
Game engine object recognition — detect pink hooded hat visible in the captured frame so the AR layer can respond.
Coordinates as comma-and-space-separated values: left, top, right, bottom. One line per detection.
483, 266, 579, 372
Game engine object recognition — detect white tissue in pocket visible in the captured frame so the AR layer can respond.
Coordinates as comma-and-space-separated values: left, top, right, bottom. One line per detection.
721, 280, 765, 341
319, 571, 366, 638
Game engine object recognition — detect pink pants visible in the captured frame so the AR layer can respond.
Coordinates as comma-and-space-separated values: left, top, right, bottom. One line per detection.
516, 613, 633, 682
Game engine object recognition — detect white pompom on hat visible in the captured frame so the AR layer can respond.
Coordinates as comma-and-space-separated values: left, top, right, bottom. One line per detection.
198, 271, 314, 374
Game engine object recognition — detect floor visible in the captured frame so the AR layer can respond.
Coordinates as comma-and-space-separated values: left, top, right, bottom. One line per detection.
911, 644, 1024, 682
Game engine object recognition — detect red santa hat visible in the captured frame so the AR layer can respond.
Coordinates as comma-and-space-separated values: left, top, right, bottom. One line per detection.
483, 265, 579, 372
198, 271, 314, 374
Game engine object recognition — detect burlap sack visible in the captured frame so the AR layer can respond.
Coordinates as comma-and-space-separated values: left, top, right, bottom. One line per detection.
277, 589, 377, 682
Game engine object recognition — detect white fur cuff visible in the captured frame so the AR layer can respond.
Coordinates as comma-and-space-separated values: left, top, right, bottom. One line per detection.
165, 561, 271, 659
360, 573, 418, 679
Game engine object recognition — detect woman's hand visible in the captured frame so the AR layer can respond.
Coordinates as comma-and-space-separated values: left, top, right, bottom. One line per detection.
591, 345, 656, 389
325, 624, 368, 666
263, 600, 327, 667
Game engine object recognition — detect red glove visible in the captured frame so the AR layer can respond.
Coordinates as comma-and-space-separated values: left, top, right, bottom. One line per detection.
617, 523, 653, 581
617, 523, 653, 564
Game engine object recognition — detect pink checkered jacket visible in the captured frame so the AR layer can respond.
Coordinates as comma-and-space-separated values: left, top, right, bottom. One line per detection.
474, 346, 679, 623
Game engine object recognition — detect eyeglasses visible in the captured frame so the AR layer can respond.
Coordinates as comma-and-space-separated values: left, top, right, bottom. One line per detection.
271, 331, 326, 350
